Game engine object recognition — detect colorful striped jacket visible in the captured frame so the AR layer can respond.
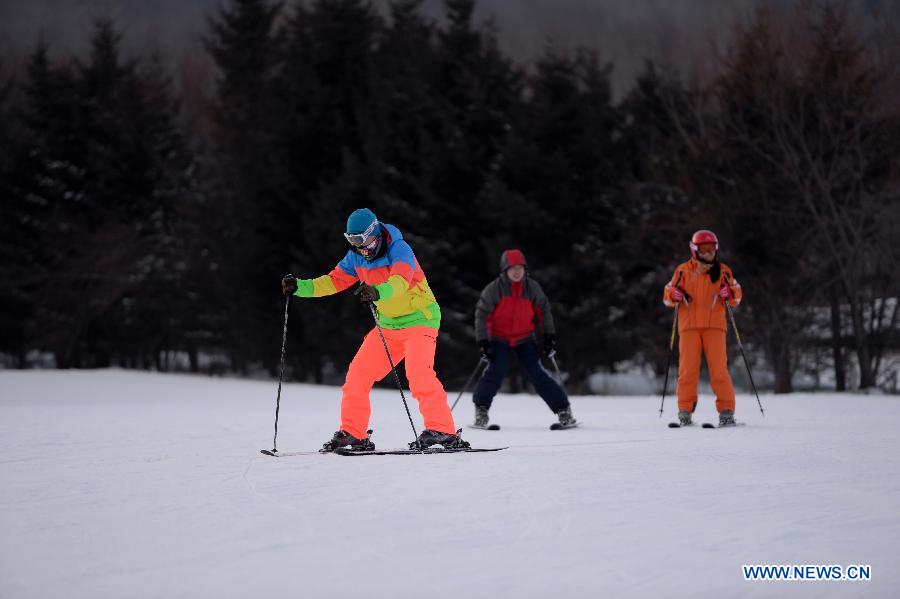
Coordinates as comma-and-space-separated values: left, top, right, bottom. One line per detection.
293, 223, 440, 329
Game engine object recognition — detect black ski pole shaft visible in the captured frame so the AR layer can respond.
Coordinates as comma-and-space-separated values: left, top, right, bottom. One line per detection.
659, 271, 685, 418
269, 295, 291, 452
450, 356, 489, 412
366, 301, 420, 443
725, 302, 765, 417
659, 308, 678, 417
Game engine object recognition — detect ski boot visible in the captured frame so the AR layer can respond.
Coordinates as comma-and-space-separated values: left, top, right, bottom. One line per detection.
718, 410, 736, 427
320, 429, 375, 453
473, 406, 490, 428
411, 428, 471, 450
550, 406, 578, 430
678, 410, 693, 426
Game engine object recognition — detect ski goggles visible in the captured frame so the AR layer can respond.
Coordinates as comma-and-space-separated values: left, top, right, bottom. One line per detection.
344, 220, 380, 247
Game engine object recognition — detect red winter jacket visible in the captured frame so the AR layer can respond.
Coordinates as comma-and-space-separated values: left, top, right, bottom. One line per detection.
475, 250, 556, 346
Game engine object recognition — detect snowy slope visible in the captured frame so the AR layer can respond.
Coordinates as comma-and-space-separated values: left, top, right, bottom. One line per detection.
1, 369, 898, 598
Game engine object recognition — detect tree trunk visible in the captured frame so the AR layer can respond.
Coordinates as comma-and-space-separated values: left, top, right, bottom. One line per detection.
846, 291, 875, 388
772, 345, 793, 393
56, 350, 71, 369
764, 323, 793, 394
829, 279, 846, 391
188, 344, 198, 373
872, 300, 899, 382
313, 353, 323, 384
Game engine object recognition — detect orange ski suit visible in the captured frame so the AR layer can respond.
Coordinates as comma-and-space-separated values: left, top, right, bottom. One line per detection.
341, 326, 455, 439
663, 259, 743, 414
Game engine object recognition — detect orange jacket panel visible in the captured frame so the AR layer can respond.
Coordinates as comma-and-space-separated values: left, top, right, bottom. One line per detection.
663, 259, 742, 332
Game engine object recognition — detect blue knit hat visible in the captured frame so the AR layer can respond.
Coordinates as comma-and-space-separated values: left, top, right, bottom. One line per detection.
346, 208, 379, 235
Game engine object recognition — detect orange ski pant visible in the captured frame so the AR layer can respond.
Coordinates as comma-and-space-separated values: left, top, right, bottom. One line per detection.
677, 328, 736, 414
340, 326, 456, 439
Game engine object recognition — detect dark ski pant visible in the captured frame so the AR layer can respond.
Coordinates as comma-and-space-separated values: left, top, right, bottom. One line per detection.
473, 339, 569, 413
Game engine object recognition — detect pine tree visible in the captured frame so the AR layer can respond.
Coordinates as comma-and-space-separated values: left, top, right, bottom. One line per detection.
616, 63, 700, 382
8, 42, 90, 366
405, 0, 523, 383
264, 0, 386, 381
205, 0, 284, 374
109, 54, 204, 371
8, 22, 204, 369
491, 46, 624, 387
0, 59, 30, 365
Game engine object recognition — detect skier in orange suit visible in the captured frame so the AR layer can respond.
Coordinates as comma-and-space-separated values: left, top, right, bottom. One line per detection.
663, 230, 743, 427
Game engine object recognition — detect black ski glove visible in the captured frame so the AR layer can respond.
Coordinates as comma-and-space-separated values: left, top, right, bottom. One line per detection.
281, 274, 297, 296
354, 283, 380, 302
543, 334, 557, 357
478, 340, 493, 360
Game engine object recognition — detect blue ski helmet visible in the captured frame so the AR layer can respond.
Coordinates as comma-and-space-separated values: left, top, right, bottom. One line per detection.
346, 208, 378, 237
344, 208, 383, 260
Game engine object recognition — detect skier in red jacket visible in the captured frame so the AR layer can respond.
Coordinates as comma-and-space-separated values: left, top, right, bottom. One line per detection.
472, 249, 576, 429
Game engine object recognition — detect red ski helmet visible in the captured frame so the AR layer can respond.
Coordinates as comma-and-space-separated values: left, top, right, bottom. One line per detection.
690, 230, 719, 261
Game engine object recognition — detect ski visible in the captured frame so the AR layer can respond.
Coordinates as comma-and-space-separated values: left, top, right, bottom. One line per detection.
468, 424, 501, 431
668, 422, 696, 428
260, 449, 328, 457
701, 422, 747, 429
550, 422, 579, 430
333, 446, 508, 456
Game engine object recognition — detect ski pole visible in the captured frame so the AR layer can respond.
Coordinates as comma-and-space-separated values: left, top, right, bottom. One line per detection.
365, 301, 421, 444
547, 350, 566, 389
723, 290, 765, 417
450, 356, 490, 412
659, 271, 686, 417
658, 308, 678, 417
265, 295, 291, 454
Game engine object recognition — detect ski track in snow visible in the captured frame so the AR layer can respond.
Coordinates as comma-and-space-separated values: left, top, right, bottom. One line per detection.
1, 369, 898, 598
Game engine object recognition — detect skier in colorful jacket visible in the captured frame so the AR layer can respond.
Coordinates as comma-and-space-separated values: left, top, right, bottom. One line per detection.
281, 208, 467, 451
663, 229, 743, 427
472, 249, 576, 429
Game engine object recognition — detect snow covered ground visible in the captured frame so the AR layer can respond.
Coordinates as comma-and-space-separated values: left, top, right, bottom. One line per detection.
1, 369, 898, 598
